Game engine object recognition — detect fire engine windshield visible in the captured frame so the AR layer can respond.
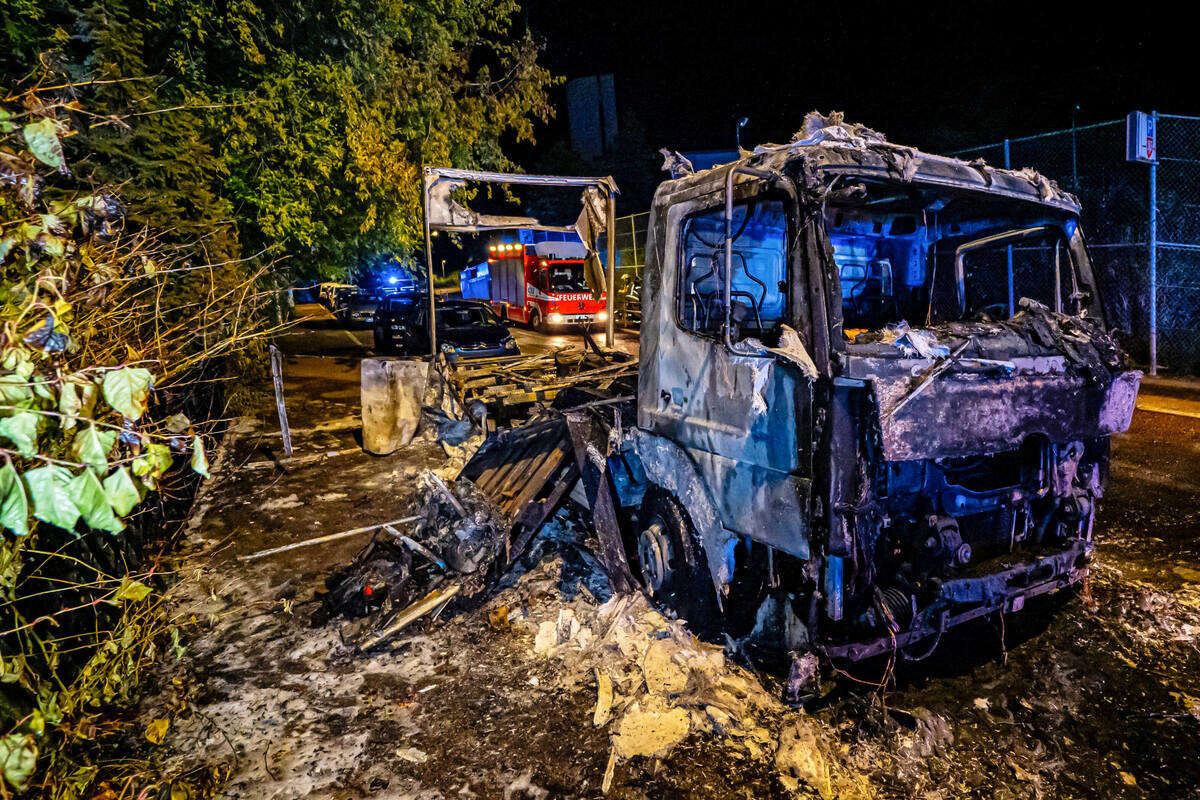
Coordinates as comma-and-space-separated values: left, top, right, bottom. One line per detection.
545, 263, 589, 293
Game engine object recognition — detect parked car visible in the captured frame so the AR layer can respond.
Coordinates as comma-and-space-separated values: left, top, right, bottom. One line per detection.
337, 289, 379, 327
318, 282, 356, 307
373, 297, 519, 361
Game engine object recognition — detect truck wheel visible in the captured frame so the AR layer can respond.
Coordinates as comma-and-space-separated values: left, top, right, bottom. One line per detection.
634, 489, 720, 634
530, 308, 545, 333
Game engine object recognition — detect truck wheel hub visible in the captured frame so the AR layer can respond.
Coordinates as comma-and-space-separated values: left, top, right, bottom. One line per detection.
637, 521, 673, 593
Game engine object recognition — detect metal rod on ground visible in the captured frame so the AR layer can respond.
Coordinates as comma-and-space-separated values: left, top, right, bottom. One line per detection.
426, 472, 467, 518
237, 515, 420, 561
357, 583, 461, 651
269, 344, 293, 458
383, 524, 446, 569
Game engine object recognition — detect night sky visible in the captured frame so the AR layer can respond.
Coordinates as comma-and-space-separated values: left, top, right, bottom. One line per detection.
523, 1, 1189, 155
436, 2, 1187, 269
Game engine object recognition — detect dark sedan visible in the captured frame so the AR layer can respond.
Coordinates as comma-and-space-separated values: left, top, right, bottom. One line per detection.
337, 289, 380, 327
373, 297, 519, 361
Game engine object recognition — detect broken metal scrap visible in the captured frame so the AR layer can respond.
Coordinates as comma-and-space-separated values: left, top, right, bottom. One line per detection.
440, 346, 636, 417
883, 339, 972, 419
319, 473, 505, 648
356, 583, 462, 652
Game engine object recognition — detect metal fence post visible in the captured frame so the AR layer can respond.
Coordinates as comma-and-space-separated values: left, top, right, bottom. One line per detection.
630, 213, 639, 267
422, 175, 437, 358
1149, 111, 1158, 375
269, 344, 293, 458
605, 190, 616, 347
1004, 138, 1014, 315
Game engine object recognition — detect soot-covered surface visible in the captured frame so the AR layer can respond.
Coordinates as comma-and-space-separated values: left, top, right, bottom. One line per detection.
137, 356, 1200, 799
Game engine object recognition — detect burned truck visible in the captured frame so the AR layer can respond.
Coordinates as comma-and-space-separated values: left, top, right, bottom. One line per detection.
570, 114, 1140, 683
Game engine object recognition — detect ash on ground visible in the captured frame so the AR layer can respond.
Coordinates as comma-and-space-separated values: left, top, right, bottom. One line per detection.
141, 419, 1200, 800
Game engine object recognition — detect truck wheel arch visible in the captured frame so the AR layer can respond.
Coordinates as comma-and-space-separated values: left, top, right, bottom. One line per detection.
627, 428, 738, 596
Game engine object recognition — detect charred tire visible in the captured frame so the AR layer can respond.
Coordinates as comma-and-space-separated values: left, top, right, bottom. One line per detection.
633, 488, 720, 635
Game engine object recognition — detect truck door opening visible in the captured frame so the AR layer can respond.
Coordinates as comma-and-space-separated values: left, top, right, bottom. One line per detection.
676, 197, 788, 346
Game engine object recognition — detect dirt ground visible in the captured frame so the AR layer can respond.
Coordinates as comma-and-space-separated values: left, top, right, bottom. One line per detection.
135, 344, 1200, 800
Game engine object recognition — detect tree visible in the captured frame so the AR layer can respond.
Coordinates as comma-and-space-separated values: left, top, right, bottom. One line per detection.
1, 0, 557, 279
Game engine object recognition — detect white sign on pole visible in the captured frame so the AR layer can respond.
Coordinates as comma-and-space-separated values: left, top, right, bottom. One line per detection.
1126, 111, 1157, 163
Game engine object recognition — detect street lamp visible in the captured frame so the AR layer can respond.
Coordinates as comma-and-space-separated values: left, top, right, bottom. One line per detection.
736, 117, 749, 151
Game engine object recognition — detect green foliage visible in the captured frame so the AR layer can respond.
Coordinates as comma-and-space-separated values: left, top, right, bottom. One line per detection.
100, 367, 152, 421
190, 435, 209, 478
2, 0, 556, 280
21, 465, 79, 532
0, 732, 37, 790
0, 88, 263, 795
0, 413, 39, 458
101, 468, 139, 516
0, 0, 555, 790
21, 119, 64, 169
70, 470, 124, 534
0, 464, 28, 537
111, 577, 151, 603
70, 425, 117, 473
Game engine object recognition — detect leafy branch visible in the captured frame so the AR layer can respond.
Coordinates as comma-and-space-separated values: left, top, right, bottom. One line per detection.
1, 80, 271, 794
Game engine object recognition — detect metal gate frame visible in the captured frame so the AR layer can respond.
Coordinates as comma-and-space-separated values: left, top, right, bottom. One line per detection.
421, 167, 620, 351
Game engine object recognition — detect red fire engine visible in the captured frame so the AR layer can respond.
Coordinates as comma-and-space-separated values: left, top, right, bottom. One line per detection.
485, 241, 607, 332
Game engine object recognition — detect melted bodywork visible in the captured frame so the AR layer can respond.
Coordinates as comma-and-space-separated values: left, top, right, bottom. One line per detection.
592, 113, 1141, 671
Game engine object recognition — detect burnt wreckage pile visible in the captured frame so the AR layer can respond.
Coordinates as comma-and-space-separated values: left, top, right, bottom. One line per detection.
318, 472, 506, 648
323, 111, 1139, 698
319, 348, 637, 647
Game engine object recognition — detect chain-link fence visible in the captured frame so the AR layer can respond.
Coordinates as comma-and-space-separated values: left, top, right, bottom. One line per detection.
607, 210, 649, 326
954, 114, 1200, 375
613, 118, 1200, 372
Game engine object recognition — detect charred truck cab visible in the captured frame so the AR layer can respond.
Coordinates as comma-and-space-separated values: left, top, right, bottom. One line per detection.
592, 114, 1140, 693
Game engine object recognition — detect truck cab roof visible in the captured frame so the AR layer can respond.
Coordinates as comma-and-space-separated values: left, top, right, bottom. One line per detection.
657, 112, 1080, 216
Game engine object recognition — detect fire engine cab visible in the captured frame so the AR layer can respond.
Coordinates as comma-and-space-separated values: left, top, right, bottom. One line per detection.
485, 234, 607, 332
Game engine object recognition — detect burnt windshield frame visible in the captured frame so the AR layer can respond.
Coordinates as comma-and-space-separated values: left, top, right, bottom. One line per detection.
822, 177, 1083, 329
951, 224, 1075, 321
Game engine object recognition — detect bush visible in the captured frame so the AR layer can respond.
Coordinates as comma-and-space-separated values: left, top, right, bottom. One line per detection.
1, 82, 270, 797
